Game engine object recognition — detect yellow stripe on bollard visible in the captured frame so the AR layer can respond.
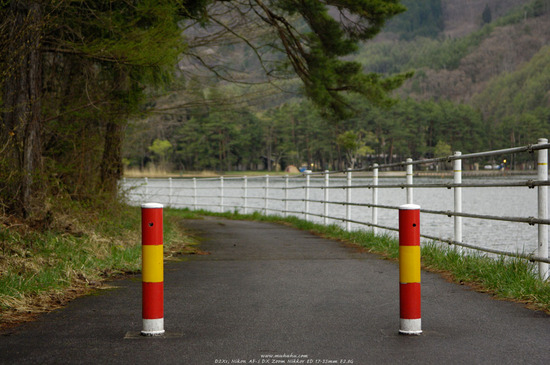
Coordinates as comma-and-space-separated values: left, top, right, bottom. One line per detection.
142, 245, 164, 283
399, 246, 421, 284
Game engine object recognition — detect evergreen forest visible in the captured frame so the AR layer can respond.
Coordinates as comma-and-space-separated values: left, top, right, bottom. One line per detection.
123, 0, 550, 173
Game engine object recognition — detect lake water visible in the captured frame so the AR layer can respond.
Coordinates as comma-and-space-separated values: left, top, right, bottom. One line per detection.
122, 175, 548, 258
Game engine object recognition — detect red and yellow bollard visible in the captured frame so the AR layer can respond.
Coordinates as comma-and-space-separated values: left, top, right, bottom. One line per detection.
399, 204, 422, 335
141, 203, 165, 336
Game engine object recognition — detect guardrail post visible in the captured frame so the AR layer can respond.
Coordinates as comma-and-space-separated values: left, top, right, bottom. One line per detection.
193, 178, 197, 211
243, 176, 248, 215
168, 177, 172, 208
220, 176, 224, 213
537, 138, 549, 280
265, 174, 269, 215
324, 171, 329, 225
454, 152, 463, 244
305, 172, 310, 221
406, 158, 413, 204
346, 169, 352, 231
399, 204, 421, 335
141, 203, 164, 336
284, 175, 289, 218
373, 164, 379, 235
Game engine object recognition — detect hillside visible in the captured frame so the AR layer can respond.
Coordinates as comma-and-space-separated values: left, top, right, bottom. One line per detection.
403, 9, 550, 102
442, 0, 529, 38
362, 0, 550, 103
173, 0, 550, 106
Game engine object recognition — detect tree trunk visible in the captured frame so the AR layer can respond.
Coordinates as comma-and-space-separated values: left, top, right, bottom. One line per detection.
100, 120, 125, 195
336, 144, 343, 170
99, 68, 129, 196
1, 1, 43, 217
266, 126, 273, 171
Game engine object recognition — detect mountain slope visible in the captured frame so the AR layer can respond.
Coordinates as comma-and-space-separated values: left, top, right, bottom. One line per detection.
404, 10, 550, 102
442, 0, 530, 38
359, 0, 550, 104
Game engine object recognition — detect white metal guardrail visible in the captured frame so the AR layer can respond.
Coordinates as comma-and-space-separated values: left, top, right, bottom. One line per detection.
123, 139, 550, 279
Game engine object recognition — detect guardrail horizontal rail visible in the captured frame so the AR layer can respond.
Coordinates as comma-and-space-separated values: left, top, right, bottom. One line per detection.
125, 140, 550, 271
284, 180, 550, 190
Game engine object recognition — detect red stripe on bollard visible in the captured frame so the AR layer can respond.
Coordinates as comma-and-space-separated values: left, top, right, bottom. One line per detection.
142, 282, 164, 319
399, 208, 420, 246
141, 203, 165, 337
399, 204, 422, 335
399, 282, 421, 319
142, 207, 163, 245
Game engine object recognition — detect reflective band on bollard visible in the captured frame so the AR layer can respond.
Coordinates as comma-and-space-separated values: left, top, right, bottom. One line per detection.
399, 204, 422, 335
141, 203, 165, 336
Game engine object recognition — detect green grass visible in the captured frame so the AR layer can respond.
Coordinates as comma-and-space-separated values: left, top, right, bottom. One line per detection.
421, 243, 550, 310
2, 203, 547, 326
173, 208, 550, 313
0, 208, 141, 300
0, 203, 192, 321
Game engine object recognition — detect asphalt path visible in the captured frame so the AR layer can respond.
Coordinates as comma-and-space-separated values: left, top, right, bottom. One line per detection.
0, 217, 548, 364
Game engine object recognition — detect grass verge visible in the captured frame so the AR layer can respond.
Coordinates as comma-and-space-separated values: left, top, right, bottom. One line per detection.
2, 205, 547, 330
174, 209, 550, 314
0, 203, 195, 330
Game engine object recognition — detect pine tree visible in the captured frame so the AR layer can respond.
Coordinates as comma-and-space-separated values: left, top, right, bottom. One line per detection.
251, 0, 409, 117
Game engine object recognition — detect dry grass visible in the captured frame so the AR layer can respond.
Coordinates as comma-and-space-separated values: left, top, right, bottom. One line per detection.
124, 166, 219, 178
0, 205, 195, 331
123, 166, 306, 179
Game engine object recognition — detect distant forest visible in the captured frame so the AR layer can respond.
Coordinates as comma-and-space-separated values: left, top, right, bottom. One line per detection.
124, 0, 550, 173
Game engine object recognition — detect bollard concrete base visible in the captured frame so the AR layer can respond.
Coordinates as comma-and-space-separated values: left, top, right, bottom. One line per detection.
399, 318, 422, 335
125, 330, 181, 340
141, 318, 165, 336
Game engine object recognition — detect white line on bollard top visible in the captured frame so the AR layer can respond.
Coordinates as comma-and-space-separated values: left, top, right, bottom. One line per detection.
142, 203, 164, 209
399, 204, 420, 210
